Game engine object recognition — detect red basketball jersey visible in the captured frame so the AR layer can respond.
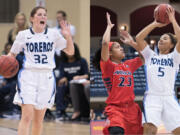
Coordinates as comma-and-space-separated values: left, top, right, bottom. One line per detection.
100, 57, 143, 105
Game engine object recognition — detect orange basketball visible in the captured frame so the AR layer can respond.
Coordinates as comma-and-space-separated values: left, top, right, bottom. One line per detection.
154, 4, 173, 24
0, 55, 19, 78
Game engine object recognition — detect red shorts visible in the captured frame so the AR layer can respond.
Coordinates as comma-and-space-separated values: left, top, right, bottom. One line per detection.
103, 102, 143, 135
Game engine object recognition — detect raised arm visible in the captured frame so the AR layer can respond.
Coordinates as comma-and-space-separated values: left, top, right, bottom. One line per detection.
101, 12, 114, 61
61, 20, 74, 55
119, 30, 144, 63
135, 21, 167, 51
167, 7, 180, 52
119, 30, 140, 51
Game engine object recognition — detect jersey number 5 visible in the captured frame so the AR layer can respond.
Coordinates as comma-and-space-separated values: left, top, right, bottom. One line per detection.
158, 67, 165, 77
34, 54, 48, 64
119, 77, 131, 87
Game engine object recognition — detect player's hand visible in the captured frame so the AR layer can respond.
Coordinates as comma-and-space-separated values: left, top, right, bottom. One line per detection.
60, 20, 71, 39
58, 77, 68, 86
119, 30, 136, 46
166, 6, 175, 23
106, 12, 114, 29
152, 20, 167, 28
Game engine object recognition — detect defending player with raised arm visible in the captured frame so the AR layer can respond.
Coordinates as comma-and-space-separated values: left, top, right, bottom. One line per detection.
120, 30, 145, 63
135, 6, 180, 135
93, 12, 143, 135
6, 6, 74, 135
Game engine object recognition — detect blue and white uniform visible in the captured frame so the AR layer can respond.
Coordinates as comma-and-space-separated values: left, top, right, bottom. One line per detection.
141, 45, 180, 131
10, 27, 67, 109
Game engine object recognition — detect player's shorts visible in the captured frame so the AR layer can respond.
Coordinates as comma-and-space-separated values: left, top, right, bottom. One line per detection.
103, 102, 143, 135
13, 68, 56, 110
143, 94, 180, 132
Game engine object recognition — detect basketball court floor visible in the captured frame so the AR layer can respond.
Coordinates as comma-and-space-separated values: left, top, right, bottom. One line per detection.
0, 118, 89, 135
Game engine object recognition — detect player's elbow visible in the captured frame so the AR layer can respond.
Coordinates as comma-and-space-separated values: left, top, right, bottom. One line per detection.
101, 54, 109, 62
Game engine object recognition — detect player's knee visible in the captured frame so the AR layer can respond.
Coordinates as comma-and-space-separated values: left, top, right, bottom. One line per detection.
143, 123, 157, 134
109, 126, 124, 135
21, 114, 33, 124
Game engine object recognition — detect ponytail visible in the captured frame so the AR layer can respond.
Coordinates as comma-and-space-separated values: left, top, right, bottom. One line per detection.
92, 48, 102, 71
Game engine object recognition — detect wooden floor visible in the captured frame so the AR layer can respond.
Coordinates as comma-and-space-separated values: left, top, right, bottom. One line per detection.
0, 118, 171, 135
0, 118, 89, 135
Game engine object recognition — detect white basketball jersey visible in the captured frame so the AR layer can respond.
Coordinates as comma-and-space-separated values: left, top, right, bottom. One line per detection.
141, 46, 180, 95
10, 27, 67, 70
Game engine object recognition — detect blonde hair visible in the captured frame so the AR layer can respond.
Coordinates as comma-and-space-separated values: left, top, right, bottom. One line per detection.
12, 12, 29, 41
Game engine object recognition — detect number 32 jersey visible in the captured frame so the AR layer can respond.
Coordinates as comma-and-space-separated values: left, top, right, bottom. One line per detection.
100, 57, 142, 105
141, 46, 180, 95
10, 27, 67, 70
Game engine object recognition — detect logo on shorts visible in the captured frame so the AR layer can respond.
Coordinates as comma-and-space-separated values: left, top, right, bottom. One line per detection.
49, 76, 52, 79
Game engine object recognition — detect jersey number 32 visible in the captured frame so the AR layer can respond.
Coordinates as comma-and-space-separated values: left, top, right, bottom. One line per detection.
34, 54, 48, 64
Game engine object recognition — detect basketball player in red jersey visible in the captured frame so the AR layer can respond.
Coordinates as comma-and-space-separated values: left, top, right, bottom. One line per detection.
93, 12, 143, 135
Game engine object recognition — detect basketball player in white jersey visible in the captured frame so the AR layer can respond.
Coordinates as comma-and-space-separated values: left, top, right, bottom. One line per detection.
135, 6, 180, 134
8, 6, 74, 135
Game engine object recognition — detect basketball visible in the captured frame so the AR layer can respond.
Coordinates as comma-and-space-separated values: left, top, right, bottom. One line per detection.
154, 4, 173, 24
0, 55, 19, 78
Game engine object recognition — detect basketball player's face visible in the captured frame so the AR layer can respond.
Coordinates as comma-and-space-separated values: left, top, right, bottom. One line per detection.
158, 34, 173, 53
31, 8, 47, 30
110, 42, 125, 60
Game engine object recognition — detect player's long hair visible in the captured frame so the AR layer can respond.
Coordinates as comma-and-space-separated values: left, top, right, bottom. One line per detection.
165, 33, 177, 53
92, 48, 102, 71
92, 42, 115, 71
60, 43, 81, 62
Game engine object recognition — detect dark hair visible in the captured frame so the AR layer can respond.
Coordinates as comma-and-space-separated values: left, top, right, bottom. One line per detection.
30, 6, 47, 17
60, 43, 81, 62
166, 33, 177, 53
92, 48, 102, 71
56, 10, 67, 18
92, 42, 116, 71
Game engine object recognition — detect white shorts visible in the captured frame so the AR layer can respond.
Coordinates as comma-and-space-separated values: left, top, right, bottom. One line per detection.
143, 94, 180, 132
13, 69, 56, 110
